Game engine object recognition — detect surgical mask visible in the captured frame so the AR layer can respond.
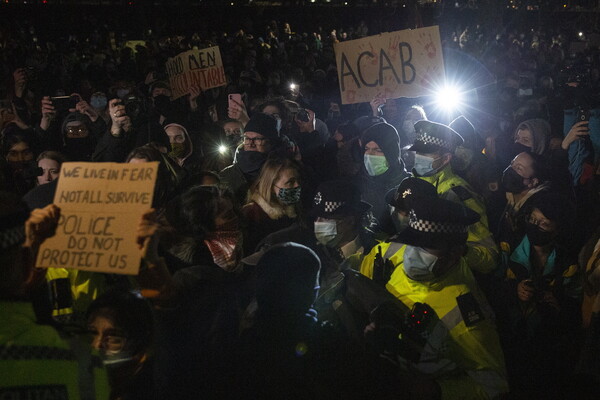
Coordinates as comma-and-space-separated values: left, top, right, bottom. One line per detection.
277, 186, 301, 205
501, 166, 528, 194
413, 154, 440, 177
169, 142, 187, 159
364, 154, 389, 176
392, 212, 410, 234
403, 245, 438, 281
314, 220, 339, 246
90, 95, 107, 110
116, 88, 129, 99
101, 348, 134, 368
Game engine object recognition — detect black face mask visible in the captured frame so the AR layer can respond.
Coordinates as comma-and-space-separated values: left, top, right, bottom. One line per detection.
502, 166, 528, 194
526, 222, 555, 246
512, 142, 532, 158
237, 150, 268, 176
153, 95, 172, 116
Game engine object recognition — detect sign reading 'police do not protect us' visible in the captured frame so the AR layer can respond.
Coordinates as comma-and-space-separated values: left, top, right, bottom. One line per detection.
334, 26, 445, 105
36, 162, 158, 275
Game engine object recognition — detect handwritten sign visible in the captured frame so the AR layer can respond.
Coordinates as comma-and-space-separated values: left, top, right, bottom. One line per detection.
36, 162, 158, 275
334, 26, 445, 104
165, 46, 227, 100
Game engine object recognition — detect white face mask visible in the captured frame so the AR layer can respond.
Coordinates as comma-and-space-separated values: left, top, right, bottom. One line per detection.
314, 220, 339, 246
413, 154, 440, 177
403, 245, 438, 281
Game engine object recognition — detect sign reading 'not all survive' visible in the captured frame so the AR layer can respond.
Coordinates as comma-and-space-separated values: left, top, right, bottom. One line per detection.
165, 46, 227, 100
36, 162, 158, 275
334, 26, 445, 104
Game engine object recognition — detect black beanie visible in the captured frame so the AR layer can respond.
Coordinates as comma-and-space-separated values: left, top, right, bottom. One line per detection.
244, 113, 279, 142
361, 122, 400, 165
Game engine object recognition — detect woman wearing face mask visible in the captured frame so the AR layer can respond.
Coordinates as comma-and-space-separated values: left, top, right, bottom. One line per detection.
500, 193, 581, 393
87, 290, 154, 400
243, 157, 303, 254
358, 122, 409, 236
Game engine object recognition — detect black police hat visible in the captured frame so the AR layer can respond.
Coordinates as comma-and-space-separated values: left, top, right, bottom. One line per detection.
385, 177, 438, 211
408, 120, 464, 154
395, 195, 479, 249
308, 180, 371, 219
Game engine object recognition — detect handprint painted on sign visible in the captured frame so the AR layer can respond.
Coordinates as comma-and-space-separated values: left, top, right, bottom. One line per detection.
417, 32, 437, 59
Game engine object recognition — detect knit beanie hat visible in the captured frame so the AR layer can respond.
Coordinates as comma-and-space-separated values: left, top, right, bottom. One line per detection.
244, 113, 279, 142
361, 122, 401, 164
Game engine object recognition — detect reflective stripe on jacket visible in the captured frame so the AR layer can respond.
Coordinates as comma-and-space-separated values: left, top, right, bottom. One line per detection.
360, 242, 509, 399
419, 165, 499, 273
0, 302, 109, 400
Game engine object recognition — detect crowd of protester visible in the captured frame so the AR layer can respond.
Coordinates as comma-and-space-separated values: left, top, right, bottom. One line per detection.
1, 5, 600, 399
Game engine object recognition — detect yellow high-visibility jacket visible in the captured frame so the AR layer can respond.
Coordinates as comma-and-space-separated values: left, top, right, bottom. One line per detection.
0, 301, 109, 399
361, 242, 509, 399
418, 165, 499, 273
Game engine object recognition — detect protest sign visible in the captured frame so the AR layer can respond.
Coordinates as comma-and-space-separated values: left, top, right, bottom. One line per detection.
36, 162, 158, 276
165, 46, 227, 99
334, 26, 445, 104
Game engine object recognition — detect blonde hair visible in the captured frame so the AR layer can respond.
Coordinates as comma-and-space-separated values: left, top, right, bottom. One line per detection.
248, 157, 301, 207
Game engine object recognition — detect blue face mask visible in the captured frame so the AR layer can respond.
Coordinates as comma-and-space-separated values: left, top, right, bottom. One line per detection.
90, 95, 107, 110
403, 245, 439, 281
277, 186, 301, 205
413, 154, 441, 177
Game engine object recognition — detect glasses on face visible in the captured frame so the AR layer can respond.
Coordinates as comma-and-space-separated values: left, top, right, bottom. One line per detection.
66, 126, 88, 136
242, 135, 267, 145
225, 129, 241, 136
528, 215, 554, 232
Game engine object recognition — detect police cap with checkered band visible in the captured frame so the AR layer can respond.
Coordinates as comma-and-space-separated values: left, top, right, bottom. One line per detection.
385, 177, 438, 211
308, 180, 371, 219
408, 120, 464, 154
395, 194, 479, 249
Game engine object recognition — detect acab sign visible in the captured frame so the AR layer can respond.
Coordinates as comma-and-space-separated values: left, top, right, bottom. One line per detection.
334, 26, 445, 104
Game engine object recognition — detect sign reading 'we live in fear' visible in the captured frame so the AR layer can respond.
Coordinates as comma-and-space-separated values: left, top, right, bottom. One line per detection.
166, 46, 227, 100
36, 162, 158, 276
334, 26, 445, 104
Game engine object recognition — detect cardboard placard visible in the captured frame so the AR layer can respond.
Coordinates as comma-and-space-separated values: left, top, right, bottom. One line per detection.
334, 26, 445, 104
36, 162, 158, 276
165, 46, 227, 100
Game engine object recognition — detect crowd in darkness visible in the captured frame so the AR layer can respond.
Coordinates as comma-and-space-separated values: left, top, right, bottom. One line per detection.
1, 4, 600, 400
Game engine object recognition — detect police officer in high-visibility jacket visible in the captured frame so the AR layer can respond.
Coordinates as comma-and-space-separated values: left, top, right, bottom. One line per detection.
0, 193, 109, 400
360, 190, 508, 400
408, 119, 498, 274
